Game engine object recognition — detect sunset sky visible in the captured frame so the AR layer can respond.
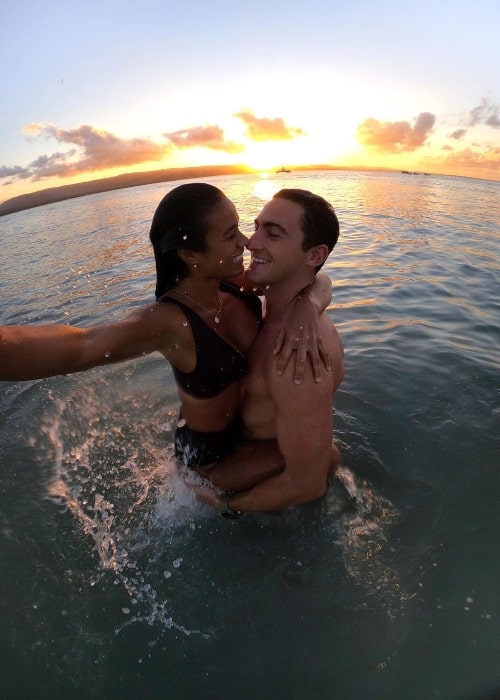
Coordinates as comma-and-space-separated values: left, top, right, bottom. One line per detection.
2, 0, 500, 202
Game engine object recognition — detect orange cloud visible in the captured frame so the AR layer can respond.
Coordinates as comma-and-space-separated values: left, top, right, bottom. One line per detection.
234, 111, 305, 141
357, 112, 435, 153
7, 123, 170, 182
164, 125, 244, 153
441, 146, 500, 171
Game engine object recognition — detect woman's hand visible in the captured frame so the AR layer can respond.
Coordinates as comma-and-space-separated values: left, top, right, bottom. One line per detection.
274, 273, 332, 384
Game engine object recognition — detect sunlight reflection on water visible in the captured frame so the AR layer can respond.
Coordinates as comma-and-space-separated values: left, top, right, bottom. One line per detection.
1, 170, 499, 699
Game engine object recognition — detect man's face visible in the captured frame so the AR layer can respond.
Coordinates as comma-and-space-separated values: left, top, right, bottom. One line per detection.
246, 197, 307, 286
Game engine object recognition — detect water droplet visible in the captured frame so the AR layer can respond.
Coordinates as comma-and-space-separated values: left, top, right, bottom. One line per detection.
122, 607, 131, 614
104, 351, 111, 358
173, 558, 182, 568
183, 321, 188, 326
182, 234, 188, 240
163, 570, 172, 579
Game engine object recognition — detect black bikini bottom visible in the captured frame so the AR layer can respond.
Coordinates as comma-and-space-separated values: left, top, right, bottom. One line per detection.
174, 416, 242, 469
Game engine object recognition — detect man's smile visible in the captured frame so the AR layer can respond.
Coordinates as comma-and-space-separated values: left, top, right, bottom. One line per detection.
250, 254, 269, 265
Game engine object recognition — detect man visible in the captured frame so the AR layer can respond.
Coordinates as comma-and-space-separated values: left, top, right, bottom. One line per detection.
195, 188, 344, 515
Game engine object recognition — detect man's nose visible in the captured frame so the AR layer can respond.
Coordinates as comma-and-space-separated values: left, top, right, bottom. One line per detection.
246, 231, 259, 249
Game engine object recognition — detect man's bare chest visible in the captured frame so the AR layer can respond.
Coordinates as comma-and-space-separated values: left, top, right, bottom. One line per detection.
244, 326, 276, 397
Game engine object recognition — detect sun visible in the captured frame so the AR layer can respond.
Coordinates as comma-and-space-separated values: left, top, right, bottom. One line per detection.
242, 141, 295, 171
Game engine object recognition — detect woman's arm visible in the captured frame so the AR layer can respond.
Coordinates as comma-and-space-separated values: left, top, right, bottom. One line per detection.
0, 303, 179, 381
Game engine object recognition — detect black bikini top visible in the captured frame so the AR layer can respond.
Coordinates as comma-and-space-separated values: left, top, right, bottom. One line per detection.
159, 281, 262, 398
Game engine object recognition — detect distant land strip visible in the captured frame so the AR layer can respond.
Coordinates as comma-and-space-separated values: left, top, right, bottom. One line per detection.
0, 163, 356, 217
0, 164, 258, 217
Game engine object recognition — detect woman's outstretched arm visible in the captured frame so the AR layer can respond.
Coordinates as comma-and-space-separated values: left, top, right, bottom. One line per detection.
0, 303, 180, 381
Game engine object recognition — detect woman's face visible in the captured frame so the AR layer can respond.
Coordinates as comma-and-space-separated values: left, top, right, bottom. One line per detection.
201, 197, 248, 278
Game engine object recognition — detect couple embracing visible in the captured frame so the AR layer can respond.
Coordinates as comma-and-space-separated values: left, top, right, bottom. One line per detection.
0, 183, 344, 516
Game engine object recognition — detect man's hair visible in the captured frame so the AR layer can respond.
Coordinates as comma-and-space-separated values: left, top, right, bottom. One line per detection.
273, 189, 339, 255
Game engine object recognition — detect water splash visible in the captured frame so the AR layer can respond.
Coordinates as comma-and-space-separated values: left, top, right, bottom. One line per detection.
332, 466, 402, 602
40, 389, 211, 639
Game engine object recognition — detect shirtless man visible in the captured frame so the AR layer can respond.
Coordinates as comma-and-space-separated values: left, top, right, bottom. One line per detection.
196, 188, 344, 515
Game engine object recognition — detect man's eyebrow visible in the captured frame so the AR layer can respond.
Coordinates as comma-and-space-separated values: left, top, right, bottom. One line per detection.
254, 217, 288, 235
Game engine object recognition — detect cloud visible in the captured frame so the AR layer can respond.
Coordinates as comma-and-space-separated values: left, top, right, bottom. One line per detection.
0, 123, 170, 184
448, 129, 467, 140
443, 146, 500, 170
356, 112, 436, 153
0, 165, 28, 178
164, 125, 244, 153
0, 165, 33, 186
467, 98, 500, 128
234, 111, 305, 141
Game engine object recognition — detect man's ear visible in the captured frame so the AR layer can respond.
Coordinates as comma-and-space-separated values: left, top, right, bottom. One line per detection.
306, 244, 329, 268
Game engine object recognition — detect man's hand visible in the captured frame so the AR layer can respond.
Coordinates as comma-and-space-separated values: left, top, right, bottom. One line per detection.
192, 484, 223, 511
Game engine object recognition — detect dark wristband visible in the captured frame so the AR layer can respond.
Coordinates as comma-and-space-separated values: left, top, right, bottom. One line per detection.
220, 493, 242, 520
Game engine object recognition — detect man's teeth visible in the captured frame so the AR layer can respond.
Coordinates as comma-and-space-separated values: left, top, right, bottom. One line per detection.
252, 255, 268, 264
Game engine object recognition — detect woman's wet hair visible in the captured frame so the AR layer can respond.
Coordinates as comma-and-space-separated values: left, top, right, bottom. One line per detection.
149, 183, 226, 298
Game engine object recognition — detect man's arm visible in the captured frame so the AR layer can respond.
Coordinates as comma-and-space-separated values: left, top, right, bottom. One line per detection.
225, 375, 335, 512
198, 440, 284, 492
205, 332, 340, 512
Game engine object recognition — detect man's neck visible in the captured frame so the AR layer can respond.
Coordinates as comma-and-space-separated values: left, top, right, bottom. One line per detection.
262, 274, 315, 323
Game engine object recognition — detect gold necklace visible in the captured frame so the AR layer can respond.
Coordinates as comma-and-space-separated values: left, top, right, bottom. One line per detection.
172, 288, 222, 324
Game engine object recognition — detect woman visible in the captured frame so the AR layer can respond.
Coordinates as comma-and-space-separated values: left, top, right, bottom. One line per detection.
0, 183, 331, 469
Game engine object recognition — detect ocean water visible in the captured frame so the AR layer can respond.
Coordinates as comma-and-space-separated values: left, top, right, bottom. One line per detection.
0, 170, 499, 700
